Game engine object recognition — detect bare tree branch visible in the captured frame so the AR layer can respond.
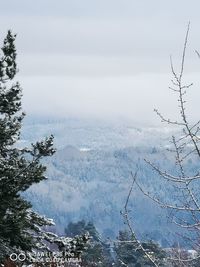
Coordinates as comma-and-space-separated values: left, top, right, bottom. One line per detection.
122, 171, 161, 267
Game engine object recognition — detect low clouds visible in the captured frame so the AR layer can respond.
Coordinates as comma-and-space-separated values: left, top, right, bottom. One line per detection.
20, 72, 200, 125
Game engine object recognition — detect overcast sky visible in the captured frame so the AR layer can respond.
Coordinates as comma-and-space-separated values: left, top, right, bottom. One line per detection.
0, 0, 200, 124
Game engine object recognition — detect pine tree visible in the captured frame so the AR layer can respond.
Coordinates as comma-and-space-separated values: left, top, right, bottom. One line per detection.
65, 220, 113, 266
114, 230, 166, 267
0, 31, 56, 261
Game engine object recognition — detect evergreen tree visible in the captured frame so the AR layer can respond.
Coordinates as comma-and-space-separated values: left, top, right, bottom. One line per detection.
65, 220, 113, 266
114, 230, 166, 267
65, 220, 99, 241
0, 31, 56, 261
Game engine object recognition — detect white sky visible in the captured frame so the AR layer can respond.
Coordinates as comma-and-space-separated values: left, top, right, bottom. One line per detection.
0, 0, 200, 124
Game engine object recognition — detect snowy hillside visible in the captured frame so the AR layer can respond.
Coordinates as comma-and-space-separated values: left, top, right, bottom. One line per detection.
21, 117, 195, 246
